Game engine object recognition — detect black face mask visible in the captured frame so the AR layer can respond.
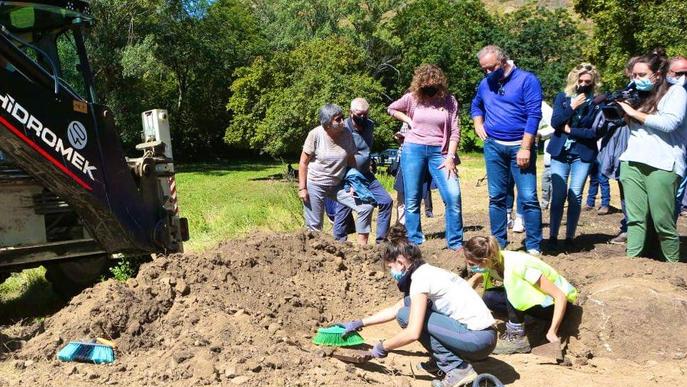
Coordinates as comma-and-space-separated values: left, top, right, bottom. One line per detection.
396, 261, 426, 296
577, 84, 592, 94
421, 86, 438, 97
352, 115, 366, 126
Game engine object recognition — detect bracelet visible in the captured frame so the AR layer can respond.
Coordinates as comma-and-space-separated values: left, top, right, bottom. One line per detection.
521, 147, 531, 151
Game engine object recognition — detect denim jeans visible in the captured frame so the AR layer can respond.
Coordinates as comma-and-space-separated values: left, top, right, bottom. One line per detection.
396, 297, 496, 373
674, 156, 687, 219
334, 179, 393, 243
506, 174, 524, 216
587, 160, 611, 208
549, 154, 592, 240
483, 138, 542, 251
400, 143, 463, 249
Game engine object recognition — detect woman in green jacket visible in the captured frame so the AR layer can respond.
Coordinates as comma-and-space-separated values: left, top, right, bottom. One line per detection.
463, 235, 577, 354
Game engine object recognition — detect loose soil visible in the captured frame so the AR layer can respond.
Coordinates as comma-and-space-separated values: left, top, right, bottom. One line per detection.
1, 200, 687, 385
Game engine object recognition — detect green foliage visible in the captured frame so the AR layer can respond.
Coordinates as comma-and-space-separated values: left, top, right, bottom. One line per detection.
226, 36, 394, 156
574, 0, 687, 89
109, 259, 136, 282
495, 5, 587, 101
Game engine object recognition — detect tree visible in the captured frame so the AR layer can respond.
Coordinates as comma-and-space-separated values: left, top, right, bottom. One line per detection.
574, 0, 687, 89
495, 5, 587, 101
225, 37, 394, 157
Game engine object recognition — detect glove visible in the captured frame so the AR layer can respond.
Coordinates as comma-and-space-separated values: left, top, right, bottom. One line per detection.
335, 320, 364, 337
369, 341, 387, 359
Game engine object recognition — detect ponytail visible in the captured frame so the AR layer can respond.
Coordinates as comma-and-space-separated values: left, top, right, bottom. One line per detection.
464, 235, 503, 272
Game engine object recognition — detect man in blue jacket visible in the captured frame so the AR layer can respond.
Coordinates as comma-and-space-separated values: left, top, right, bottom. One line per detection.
333, 98, 393, 244
471, 45, 543, 254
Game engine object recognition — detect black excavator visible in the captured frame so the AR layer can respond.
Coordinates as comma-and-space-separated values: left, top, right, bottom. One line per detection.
0, 1, 189, 297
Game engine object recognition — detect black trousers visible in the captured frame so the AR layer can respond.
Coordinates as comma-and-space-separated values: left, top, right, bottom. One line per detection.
482, 287, 554, 324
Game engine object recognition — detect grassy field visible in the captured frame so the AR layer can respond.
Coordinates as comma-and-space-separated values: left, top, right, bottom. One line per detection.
177, 154, 490, 253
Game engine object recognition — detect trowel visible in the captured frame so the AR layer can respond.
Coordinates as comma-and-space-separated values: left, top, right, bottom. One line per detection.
531, 340, 564, 362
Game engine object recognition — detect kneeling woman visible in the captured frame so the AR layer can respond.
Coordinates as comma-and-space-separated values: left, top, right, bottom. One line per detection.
464, 236, 577, 354
338, 226, 496, 387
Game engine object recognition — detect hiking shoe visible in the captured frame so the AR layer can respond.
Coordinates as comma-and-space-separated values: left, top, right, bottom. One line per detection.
417, 358, 445, 377
610, 232, 627, 245
430, 364, 477, 387
597, 206, 610, 215
492, 332, 531, 355
512, 217, 525, 233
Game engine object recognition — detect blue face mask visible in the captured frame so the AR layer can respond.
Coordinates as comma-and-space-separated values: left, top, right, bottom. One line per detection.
667, 75, 686, 87
390, 268, 405, 282
634, 77, 654, 92
487, 68, 504, 81
468, 265, 488, 274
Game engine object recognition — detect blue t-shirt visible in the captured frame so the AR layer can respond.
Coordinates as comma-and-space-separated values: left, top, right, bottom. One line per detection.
470, 68, 543, 141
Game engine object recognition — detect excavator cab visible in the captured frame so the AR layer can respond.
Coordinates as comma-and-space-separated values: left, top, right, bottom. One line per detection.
0, 1, 189, 297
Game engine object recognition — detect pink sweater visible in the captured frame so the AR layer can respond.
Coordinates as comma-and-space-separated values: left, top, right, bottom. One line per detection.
387, 93, 460, 153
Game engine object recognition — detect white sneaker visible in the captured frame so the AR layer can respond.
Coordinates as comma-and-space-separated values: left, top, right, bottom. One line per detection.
507, 213, 513, 229
527, 249, 541, 256
512, 216, 525, 233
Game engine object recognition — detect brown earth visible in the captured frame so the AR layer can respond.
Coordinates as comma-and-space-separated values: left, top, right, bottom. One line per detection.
1, 204, 687, 386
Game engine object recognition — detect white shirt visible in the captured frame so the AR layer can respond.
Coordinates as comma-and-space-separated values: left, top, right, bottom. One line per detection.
409, 264, 495, 331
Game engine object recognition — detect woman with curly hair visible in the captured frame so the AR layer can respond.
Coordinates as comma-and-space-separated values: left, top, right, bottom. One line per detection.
546, 63, 604, 249
388, 64, 463, 251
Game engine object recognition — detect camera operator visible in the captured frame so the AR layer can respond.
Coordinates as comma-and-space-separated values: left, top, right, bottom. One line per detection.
617, 49, 687, 263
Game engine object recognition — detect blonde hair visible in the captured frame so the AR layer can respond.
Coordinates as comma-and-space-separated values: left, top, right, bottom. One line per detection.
564, 63, 602, 97
464, 235, 503, 272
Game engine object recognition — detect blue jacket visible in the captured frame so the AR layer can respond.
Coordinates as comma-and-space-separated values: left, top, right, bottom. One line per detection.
344, 117, 375, 181
546, 92, 602, 163
343, 168, 377, 205
470, 68, 543, 141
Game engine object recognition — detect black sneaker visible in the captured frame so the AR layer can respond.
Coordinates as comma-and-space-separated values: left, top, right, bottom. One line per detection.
417, 358, 445, 377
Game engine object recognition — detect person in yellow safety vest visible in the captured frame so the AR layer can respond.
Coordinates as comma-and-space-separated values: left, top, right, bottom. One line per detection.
463, 235, 577, 354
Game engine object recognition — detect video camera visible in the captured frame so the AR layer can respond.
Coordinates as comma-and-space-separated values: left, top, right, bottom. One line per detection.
600, 83, 643, 124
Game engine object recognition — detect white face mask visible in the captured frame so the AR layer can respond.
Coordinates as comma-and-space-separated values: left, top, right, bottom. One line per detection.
667, 75, 686, 86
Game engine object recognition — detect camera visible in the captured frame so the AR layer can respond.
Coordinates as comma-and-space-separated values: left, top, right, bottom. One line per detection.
601, 84, 643, 124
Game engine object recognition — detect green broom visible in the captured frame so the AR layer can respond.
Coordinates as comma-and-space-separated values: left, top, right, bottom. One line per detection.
312, 326, 365, 347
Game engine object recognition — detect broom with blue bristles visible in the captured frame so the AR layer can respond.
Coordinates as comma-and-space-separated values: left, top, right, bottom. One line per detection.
57, 339, 116, 364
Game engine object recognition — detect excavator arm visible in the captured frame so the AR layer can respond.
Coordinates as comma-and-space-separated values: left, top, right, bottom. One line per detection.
0, 1, 188, 261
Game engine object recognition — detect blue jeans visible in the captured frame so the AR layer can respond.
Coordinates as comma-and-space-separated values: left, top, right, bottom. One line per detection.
333, 179, 393, 243
587, 160, 610, 208
675, 157, 687, 219
400, 143, 463, 249
483, 138, 542, 251
549, 154, 591, 240
506, 174, 524, 216
396, 297, 496, 373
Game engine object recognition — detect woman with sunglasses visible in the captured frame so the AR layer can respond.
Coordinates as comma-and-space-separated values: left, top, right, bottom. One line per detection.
388, 64, 463, 251
546, 63, 604, 250
617, 49, 687, 262
298, 103, 374, 244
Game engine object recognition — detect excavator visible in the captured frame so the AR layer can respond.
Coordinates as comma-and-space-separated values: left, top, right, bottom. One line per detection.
0, 1, 189, 297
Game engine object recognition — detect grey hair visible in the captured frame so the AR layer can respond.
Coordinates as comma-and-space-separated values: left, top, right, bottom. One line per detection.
319, 103, 343, 127
350, 97, 369, 111
477, 45, 509, 64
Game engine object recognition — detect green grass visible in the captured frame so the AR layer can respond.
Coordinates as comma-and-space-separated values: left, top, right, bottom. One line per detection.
176, 161, 304, 252
0, 267, 64, 322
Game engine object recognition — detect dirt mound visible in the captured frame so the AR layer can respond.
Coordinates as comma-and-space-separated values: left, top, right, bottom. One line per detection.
7, 228, 687, 385
17, 232, 398, 385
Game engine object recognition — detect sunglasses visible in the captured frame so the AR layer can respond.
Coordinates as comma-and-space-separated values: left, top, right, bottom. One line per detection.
576, 64, 593, 71
577, 79, 593, 85
673, 71, 687, 77
332, 116, 344, 123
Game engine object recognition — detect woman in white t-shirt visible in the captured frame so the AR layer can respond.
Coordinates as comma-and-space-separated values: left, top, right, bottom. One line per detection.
336, 225, 496, 387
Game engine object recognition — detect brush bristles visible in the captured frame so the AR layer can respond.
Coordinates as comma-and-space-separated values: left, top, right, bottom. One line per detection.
312, 331, 365, 347
58, 342, 116, 364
